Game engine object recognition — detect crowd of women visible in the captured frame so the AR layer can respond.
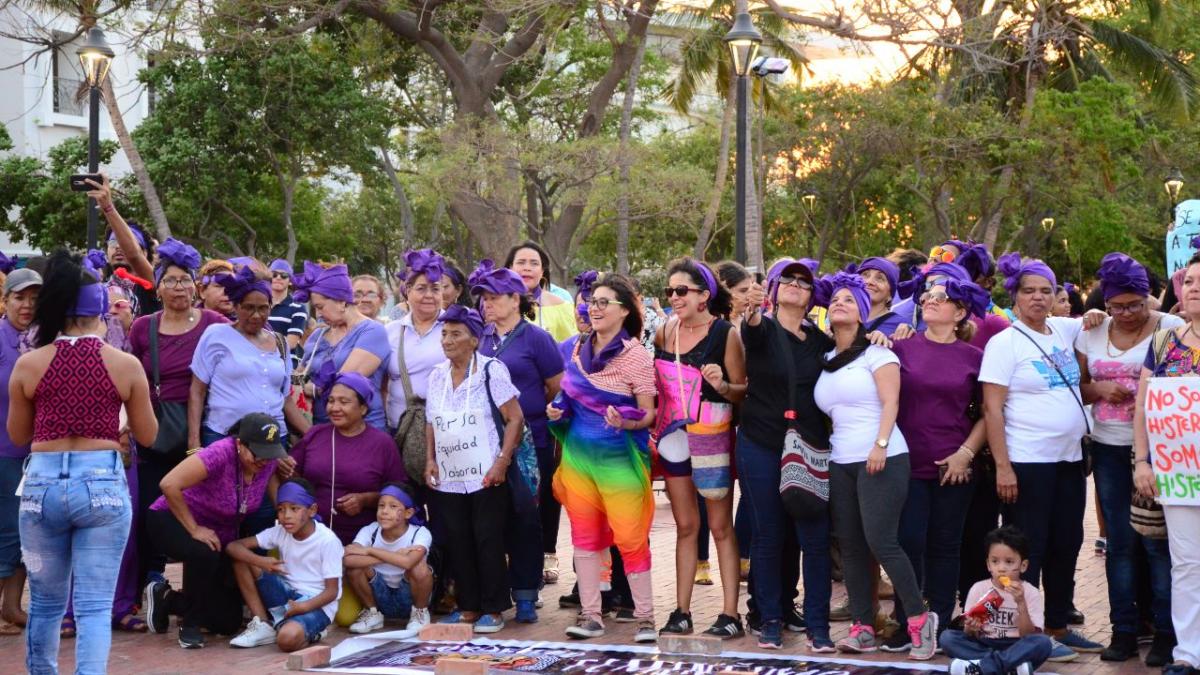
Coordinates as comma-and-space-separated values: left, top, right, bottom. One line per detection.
2, 175, 1200, 675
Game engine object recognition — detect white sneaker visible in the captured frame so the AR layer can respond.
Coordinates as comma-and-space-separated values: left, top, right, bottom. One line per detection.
230, 616, 276, 648
350, 607, 385, 634
1013, 664, 1033, 675
406, 607, 431, 633
949, 659, 983, 675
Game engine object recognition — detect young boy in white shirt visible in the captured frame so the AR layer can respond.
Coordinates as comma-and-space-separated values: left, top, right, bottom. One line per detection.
344, 483, 434, 635
941, 526, 1054, 674
227, 478, 343, 652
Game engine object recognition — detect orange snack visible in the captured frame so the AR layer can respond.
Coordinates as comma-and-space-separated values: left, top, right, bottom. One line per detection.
999, 576, 1011, 587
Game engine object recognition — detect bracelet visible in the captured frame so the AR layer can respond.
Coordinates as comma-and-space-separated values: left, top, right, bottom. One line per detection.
959, 445, 976, 458
102, 203, 115, 214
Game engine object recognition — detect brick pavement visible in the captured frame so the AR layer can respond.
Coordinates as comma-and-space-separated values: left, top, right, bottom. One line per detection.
0, 482, 1162, 674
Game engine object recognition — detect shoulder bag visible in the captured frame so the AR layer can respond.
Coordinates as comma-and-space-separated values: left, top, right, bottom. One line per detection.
391, 325, 429, 486
483, 358, 540, 514
1130, 327, 1176, 539
773, 318, 832, 520
146, 314, 189, 457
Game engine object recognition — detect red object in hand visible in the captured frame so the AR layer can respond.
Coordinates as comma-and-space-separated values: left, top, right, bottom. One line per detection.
965, 589, 1004, 622
114, 267, 153, 290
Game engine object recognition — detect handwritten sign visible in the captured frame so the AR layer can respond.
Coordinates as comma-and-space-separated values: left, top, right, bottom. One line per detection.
1166, 198, 1200, 278
432, 408, 493, 489
1144, 377, 1200, 504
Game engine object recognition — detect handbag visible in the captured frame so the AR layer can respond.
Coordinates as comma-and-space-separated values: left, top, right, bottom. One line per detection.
390, 325, 429, 486
146, 314, 188, 456
1130, 328, 1177, 540
772, 318, 831, 520
482, 358, 540, 514
1012, 326, 1093, 476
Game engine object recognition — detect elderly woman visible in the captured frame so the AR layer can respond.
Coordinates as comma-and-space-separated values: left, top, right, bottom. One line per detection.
353, 275, 388, 323
979, 254, 1104, 661
295, 262, 392, 430
474, 261, 564, 623
143, 412, 285, 648
197, 259, 235, 319
1134, 250, 1200, 675
424, 306, 524, 634
505, 241, 577, 342
1077, 253, 1182, 665
813, 272, 937, 660
546, 275, 658, 644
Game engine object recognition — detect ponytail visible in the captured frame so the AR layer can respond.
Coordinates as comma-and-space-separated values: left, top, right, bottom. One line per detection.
34, 250, 95, 348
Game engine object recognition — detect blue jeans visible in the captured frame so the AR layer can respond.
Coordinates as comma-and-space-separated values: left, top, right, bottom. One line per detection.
256, 572, 332, 643
370, 571, 414, 619
19, 451, 131, 675
0, 456, 24, 578
896, 476, 974, 628
736, 429, 831, 635
1092, 441, 1173, 633
940, 629, 1053, 674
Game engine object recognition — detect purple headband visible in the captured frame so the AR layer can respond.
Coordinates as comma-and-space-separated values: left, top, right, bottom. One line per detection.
1097, 253, 1150, 301
71, 268, 109, 317
574, 270, 599, 300
216, 265, 272, 304
269, 259, 293, 275
277, 482, 319, 519
401, 248, 446, 284
814, 271, 871, 325
332, 371, 375, 407
686, 259, 718, 298
379, 485, 426, 526
997, 253, 1057, 297
292, 261, 354, 304
442, 304, 485, 339
851, 257, 899, 297
154, 238, 202, 285
108, 224, 147, 250
933, 277, 992, 319
468, 259, 526, 297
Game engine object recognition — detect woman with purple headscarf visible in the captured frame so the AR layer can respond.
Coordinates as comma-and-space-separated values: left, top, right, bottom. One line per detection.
851, 257, 906, 336
296, 262, 392, 430
1075, 253, 1181, 665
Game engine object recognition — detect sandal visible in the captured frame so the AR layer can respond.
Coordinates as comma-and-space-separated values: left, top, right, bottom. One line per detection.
0, 622, 21, 636
60, 617, 76, 639
114, 613, 148, 633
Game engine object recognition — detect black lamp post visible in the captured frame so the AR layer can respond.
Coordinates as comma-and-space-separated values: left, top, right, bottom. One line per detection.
77, 27, 114, 250
724, 12, 761, 265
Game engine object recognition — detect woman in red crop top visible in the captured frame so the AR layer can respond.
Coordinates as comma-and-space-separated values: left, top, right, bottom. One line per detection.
8, 250, 157, 674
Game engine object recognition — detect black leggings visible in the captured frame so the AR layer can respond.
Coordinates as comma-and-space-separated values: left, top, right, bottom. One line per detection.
433, 485, 512, 614
146, 509, 243, 634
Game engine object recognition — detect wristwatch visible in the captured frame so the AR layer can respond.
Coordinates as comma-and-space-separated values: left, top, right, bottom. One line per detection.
875, 438, 889, 449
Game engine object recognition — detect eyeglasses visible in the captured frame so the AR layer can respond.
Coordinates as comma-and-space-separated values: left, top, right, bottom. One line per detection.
408, 284, 441, 297
239, 304, 271, 315
271, 272, 290, 280
920, 290, 950, 305
160, 278, 193, 290
663, 286, 703, 298
1107, 300, 1146, 315
110, 300, 131, 312
778, 275, 813, 290
354, 291, 380, 300
929, 246, 956, 263
591, 297, 623, 310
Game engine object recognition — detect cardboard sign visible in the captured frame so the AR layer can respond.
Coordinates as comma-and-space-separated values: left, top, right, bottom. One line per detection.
431, 409, 493, 488
1166, 198, 1200, 278
1144, 376, 1200, 504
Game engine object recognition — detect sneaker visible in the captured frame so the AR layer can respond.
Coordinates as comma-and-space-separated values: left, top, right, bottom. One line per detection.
515, 600, 538, 624
178, 625, 204, 649
694, 561, 713, 586
613, 607, 636, 623
829, 599, 851, 622
739, 558, 750, 581
1057, 629, 1103, 653
784, 605, 805, 632
1147, 631, 1178, 668
949, 659, 983, 675
565, 614, 605, 640
878, 629, 911, 653
144, 580, 170, 634
807, 631, 836, 654
473, 614, 505, 634
535, 592, 544, 609
406, 607, 431, 634
907, 611, 939, 661
757, 619, 783, 650
1163, 662, 1199, 675
1095, 537, 1107, 556
1066, 606, 1086, 625
315, 627, 329, 643
1013, 664, 1033, 675
1101, 631, 1138, 661
230, 616, 276, 648
543, 554, 560, 584
559, 593, 581, 609
746, 611, 762, 636
702, 614, 745, 639
836, 622, 878, 653
659, 607, 693, 635
350, 607, 385, 634
1139, 621, 1155, 644
1045, 638, 1079, 663
634, 620, 657, 644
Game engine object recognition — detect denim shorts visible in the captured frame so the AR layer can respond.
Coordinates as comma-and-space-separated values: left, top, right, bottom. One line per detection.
256, 572, 332, 643
370, 570, 414, 619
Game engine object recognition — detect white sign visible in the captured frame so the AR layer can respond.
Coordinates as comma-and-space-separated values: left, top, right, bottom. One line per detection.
1166, 198, 1200, 278
1143, 376, 1200, 505
431, 409, 493, 490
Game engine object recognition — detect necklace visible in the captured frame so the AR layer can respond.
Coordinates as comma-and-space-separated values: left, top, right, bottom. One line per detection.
1106, 316, 1153, 358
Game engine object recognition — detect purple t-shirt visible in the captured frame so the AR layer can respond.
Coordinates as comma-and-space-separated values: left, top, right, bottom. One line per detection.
892, 332, 983, 479
969, 313, 1010, 350
0, 318, 31, 458
130, 310, 230, 404
290, 422, 408, 544
478, 320, 564, 448
303, 320, 392, 430
150, 437, 276, 547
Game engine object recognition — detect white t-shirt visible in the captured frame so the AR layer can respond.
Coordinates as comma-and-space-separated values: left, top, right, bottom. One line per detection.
814, 345, 909, 464
1076, 314, 1185, 446
963, 579, 1044, 639
979, 317, 1087, 463
351, 522, 433, 588
256, 522, 344, 619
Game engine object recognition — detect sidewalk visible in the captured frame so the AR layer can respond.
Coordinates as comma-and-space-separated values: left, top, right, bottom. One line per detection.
0, 482, 1157, 674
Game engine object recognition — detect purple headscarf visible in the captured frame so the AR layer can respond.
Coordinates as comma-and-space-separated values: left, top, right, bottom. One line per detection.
400, 248, 446, 284
0, 253, 16, 275
442, 305, 484, 339
331, 371, 375, 407
814, 271, 871, 325
379, 484, 426, 526
84, 249, 109, 274
277, 481, 320, 522
269, 259, 293, 276
933, 278, 992, 319
71, 267, 109, 317
108, 223, 148, 250
997, 253, 1057, 297
850, 257, 899, 297
216, 265, 272, 304
1097, 253, 1150, 301
956, 243, 995, 281
574, 270, 599, 301
154, 238, 202, 284
227, 256, 255, 269
292, 261, 354, 304
468, 259, 525, 297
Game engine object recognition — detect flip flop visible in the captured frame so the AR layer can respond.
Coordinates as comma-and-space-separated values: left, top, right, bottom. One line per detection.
60, 617, 76, 639
0, 622, 21, 636
113, 613, 147, 632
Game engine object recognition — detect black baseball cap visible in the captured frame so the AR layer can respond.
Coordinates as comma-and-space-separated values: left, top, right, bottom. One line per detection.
235, 412, 288, 460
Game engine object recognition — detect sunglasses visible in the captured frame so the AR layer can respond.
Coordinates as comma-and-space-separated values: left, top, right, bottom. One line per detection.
929, 246, 957, 263
662, 285, 703, 298
271, 272, 291, 280
110, 300, 132, 312
590, 297, 623, 310
777, 275, 813, 290
920, 290, 950, 305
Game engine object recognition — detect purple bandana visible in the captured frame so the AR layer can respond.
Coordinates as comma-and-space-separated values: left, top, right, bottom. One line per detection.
332, 371, 375, 407
956, 243, 995, 281
814, 272, 871, 325
154, 238, 202, 285
292, 261, 354, 304
579, 329, 630, 374
469, 259, 526, 297
574, 270, 599, 301
71, 269, 109, 317
442, 305, 484, 339
379, 485, 426, 526
693, 261, 718, 297
998, 253, 1056, 297
269, 259, 293, 276
277, 481, 320, 522
850, 257, 899, 297
108, 223, 147, 249
85, 249, 109, 274
1097, 252, 1150, 301
936, 278, 992, 319
216, 265, 271, 304
400, 249, 446, 284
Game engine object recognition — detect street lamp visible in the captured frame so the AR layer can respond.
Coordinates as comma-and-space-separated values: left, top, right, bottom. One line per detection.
802, 188, 817, 212
725, 12, 761, 265
1165, 167, 1185, 204
77, 27, 114, 250
1040, 215, 1055, 232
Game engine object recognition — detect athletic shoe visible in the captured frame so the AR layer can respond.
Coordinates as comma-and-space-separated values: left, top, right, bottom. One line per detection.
535, 592, 544, 609
836, 622, 878, 654
829, 599, 851, 622
807, 631, 836, 654
1066, 606, 1086, 625
1057, 629, 1103, 653
757, 620, 783, 650
178, 625, 204, 649
565, 614, 605, 640
1013, 664, 1033, 675
746, 611, 762, 636
1163, 662, 1199, 675
784, 605, 805, 632
515, 600, 538, 624
230, 616, 276, 648
543, 554, 559, 584
406, 607, 431, 634
907, 611, 939, 661
350, 607, 385, 634
144, 580, 170, 634
1095, 537, 1107, 556
702, 614, 744, 639
559, 592, 581, 609
1101, 631, 1138, 661
659, 608, 693, 635
634, 620, 658, 644
948, 659, 983, 675
694, 561, 713, 586
613, 607, 636, 623
316, 627, 329, 643
1147, 631, 1178, 668
473, 614, 505, 634
1045, 639, 1079, 663
878, 629, 911, 653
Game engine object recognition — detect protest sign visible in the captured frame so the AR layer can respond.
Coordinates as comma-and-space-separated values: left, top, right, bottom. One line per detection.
1144, 376, 1200, 504
1166, 198, 1200, 278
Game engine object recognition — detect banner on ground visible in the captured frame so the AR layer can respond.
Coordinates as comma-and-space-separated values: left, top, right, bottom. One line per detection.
1144, 376, 1200, 504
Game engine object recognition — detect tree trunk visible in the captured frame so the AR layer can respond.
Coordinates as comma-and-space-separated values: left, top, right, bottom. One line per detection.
100, 78, 170, 241
693, 76, 737, 259
615, 34, 648, 274
380, 147, 415, 248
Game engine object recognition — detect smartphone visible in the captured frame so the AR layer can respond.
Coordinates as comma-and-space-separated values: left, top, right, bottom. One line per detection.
69, 173, 102, 192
